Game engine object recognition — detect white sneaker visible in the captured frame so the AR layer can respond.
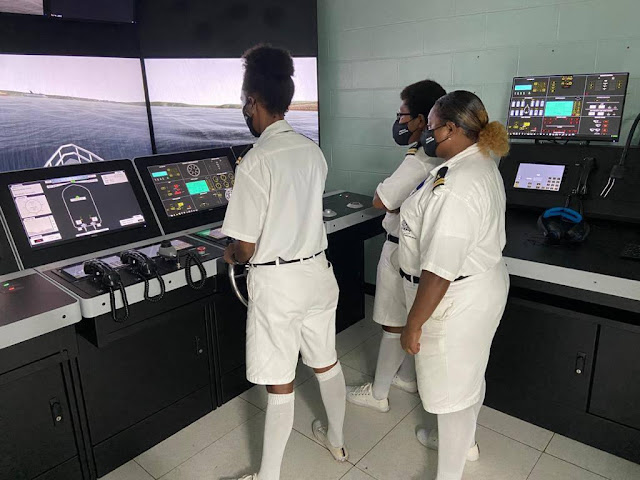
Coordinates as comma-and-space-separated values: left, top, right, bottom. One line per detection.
346, 383, 390, 413
392, 374, 418, 394
312, 419, 349, 462
234, 475, 257, 480
416, 428, 480, 462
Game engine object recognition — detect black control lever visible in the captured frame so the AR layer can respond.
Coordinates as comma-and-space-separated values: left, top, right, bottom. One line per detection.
84, 259, 130, 322
120, 250, 166, 303
158, 240, 178, 261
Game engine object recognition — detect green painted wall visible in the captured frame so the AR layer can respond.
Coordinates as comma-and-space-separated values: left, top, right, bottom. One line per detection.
317, 0, 640, 284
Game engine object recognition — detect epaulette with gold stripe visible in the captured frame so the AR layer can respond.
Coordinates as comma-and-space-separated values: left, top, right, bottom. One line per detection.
405, 143, 419, 156
432, 166, 448, 190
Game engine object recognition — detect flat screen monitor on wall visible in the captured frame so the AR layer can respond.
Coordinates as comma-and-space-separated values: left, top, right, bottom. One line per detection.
507, 72, 629, 141
144, 57, 319, 154
0, 0, 44, 16
0, 54, 153, 173
48, 0, 136, 23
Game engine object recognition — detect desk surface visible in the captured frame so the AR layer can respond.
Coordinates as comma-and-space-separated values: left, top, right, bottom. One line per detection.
504, 209, 640, 282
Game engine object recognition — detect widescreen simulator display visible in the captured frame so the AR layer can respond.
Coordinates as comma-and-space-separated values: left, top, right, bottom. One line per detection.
513, 163, 566, 192
145, 58, 319, 153
507, 73, 629, 141
0, 0, 43, 15
0, 55, 152, 172
9, 170, 146, 249
147, 155, 235, 218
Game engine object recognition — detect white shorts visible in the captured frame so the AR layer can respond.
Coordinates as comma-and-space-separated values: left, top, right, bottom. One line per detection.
245, 253, 339, 385
403, 262, 510, 414
372, 240, 407, 327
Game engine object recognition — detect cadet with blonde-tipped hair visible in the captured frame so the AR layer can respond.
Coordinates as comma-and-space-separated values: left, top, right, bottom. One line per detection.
398, 90, 511, 480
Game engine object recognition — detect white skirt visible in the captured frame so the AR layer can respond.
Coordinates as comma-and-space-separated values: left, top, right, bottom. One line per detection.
373, 240, 408, 327
403, 262, 510, 414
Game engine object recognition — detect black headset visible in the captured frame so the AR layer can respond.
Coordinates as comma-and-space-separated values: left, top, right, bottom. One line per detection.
537, 206, 590, 243
538, 157, 594, 244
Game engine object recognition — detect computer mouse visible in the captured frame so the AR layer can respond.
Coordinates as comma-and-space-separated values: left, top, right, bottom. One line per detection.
347, 201, 363, 209
323, 208, 337, 217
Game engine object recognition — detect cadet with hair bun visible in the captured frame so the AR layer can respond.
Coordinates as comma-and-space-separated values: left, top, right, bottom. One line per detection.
222, 45, 348, 480
397, 90, 511, 480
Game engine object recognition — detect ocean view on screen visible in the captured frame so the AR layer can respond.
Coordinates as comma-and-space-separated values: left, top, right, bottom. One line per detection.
145, 57, 319, 153
0, 55, 153, 172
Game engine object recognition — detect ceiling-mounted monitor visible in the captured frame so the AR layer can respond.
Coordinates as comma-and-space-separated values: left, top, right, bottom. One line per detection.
0, 54, 152, 173
48, 0, 136, 23
144, 57, 319, 154
507, 72, 629, 142
0, 0, 44, 16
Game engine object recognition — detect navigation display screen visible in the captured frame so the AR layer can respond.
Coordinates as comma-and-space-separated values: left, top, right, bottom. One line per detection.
146, 155, 235, 218
9, 170, 146, 249
513, 163, 566, 192
507, 72, 629, 141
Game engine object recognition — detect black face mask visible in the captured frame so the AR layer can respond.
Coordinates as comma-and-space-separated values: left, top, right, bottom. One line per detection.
243, 100, 260, 137
392, 119, 414, 146
420, 125, 447, 157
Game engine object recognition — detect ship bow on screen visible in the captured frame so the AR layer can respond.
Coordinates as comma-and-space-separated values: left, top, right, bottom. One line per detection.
0, 54, 153, 173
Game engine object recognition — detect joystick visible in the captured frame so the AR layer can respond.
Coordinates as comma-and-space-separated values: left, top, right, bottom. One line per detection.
158, 240, 177, 260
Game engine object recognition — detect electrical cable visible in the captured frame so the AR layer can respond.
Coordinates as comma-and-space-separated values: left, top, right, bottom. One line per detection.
143, 273, 166, 302
185, 252, 207, 290
601, 112, 640, 198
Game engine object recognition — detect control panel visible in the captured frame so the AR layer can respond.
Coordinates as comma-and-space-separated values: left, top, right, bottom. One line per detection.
135, 148, 236, 234
507, 72, 629, 141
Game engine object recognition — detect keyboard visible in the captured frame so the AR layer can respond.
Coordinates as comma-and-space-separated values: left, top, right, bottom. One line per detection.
621, 243, 640, 260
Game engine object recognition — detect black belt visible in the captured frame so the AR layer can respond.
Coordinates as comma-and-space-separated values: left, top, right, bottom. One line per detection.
251, 251, 324, 267
399, 268, 468, 284
386, 234, 399, 244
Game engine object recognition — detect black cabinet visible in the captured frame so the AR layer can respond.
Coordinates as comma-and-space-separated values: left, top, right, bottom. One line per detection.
590, 325, 640, 430
487, 295, 598, 411
0, 357, 83, 480
77, 300, 213, 476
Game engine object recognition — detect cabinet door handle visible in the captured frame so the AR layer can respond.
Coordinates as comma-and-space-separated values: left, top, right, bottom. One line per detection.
49, 398, 64, 426
575, 352, 587, 375
195, 336, 204, 355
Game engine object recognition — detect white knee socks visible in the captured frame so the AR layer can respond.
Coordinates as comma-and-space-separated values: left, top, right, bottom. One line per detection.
372, 330, 406, 400
316, 362, 346, 447
396, 353, 416, 382
258, 392, 295, 480
435, 391, 485, 480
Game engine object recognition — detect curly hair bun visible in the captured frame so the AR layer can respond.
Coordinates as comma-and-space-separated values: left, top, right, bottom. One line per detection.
478, 121, 510, 158
243, 44, 294, 79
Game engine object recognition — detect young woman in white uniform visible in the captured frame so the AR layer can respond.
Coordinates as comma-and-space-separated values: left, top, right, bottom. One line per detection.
398, 91, 511, 480
222, 46, 348, 480
347, 80, 445, 412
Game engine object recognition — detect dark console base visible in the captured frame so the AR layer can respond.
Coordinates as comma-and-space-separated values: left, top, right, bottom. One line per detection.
92, 387, 212, 477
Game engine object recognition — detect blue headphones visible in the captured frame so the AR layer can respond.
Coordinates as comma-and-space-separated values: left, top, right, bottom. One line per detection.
538, 206, 590, 243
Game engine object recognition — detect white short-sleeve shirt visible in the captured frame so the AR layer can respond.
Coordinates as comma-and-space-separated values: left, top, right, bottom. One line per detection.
399, 144, 507, 281
376, 145, 442, 237
221, 120, 328, 264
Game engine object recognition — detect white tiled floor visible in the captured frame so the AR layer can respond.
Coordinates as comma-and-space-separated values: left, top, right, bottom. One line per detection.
101, 296, 640, 480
